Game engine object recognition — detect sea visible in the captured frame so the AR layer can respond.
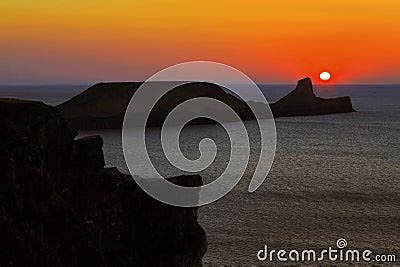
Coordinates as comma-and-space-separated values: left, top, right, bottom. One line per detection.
1, 83, 399, 265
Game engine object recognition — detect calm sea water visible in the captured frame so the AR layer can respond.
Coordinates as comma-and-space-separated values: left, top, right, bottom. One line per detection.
0, 85, 86, 105
2, 84, 399, 264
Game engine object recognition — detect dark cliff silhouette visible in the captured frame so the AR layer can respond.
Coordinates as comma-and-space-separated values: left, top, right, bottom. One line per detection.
57, 77, 355, 130
271, 77, 355, 117
0, 99, 206, 266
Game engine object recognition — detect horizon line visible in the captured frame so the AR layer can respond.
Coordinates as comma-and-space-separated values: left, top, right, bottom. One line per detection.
1, 82, 400, 87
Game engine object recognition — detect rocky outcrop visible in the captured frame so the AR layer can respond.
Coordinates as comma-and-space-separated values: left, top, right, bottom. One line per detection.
57, 82, 256, 129
57, 78, 355, 130
270, 77, 355, 117
0, 99, 206, 266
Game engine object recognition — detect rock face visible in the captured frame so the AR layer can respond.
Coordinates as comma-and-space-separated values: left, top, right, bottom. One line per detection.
0, 99, 206, 266
57, 78, 355, 130
270, 77, 355, 117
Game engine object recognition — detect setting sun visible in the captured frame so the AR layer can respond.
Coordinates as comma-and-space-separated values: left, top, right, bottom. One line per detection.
320, 72, 331, 81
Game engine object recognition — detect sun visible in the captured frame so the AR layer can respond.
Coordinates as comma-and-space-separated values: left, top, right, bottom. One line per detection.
319, 71, 331, 81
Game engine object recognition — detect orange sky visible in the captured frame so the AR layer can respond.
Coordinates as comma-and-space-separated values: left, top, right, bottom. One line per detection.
1, 0, 400, 84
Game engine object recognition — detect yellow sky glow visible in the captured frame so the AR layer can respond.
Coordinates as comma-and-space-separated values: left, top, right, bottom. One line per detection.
1, 0, 399, 83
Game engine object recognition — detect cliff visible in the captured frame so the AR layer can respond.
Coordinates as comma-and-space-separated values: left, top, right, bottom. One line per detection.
0, 99, 206, 266
57, 78, 355, 130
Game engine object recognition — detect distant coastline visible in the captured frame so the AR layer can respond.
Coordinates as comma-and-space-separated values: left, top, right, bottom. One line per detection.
56, 77, 355, 130
0, 83, 398, 107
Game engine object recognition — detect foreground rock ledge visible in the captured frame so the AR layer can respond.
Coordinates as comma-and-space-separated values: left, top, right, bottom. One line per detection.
0, 99, 207, 266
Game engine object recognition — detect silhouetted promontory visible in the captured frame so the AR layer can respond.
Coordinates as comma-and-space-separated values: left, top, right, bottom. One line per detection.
271, 77, 355, 117
57, 78, 355, 130
0, 99, 206, 266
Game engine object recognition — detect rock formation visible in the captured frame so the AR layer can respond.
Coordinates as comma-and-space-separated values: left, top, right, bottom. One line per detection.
57, 78, 355, 130
270, 77, 355, 117
0, 99, 206, 266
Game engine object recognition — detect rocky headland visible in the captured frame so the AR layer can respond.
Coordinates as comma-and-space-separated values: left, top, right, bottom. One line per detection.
0, 99, 206, 266
57, 77, 355, 130
271, 77, 355, 117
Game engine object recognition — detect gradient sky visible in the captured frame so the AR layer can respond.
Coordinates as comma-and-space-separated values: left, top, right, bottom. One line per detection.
1, 0, 400, 84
